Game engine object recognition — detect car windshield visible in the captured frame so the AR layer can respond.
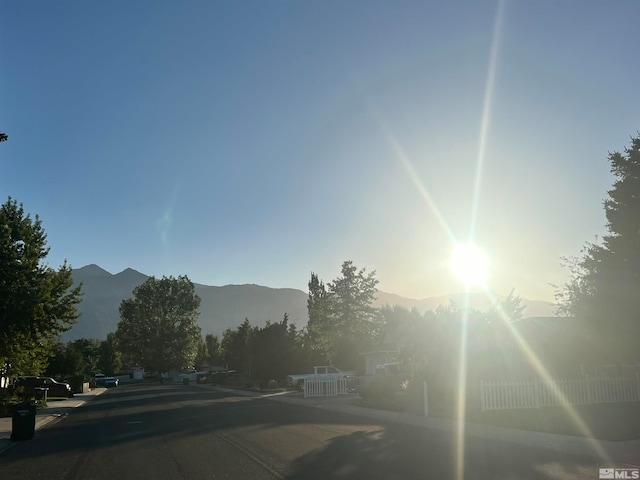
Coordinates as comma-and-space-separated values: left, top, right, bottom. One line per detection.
2, 2, 639, 478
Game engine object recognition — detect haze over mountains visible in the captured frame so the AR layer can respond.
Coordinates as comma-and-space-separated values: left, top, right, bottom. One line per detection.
62, 264, 556, 342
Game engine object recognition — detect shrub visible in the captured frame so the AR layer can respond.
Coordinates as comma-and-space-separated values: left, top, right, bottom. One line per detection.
267, 379, 277, 390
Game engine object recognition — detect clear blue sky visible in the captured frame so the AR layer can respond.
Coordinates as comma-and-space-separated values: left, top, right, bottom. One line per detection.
1, 1, 638, 302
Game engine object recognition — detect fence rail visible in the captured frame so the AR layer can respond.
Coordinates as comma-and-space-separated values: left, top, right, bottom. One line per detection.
303, 378, 348, 398
480, 376, 640, 411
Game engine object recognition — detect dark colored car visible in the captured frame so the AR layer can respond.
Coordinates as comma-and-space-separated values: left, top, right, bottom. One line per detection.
94, 373, 106, 387
104, 377, 119, 387
12, 376, 73, 398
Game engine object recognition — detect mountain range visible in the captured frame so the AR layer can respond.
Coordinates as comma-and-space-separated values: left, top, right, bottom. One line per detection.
61, 264, 557, 342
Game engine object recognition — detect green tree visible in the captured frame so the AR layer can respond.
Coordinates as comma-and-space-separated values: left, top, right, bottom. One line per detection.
220, 318, 254, 374
304, 273, 332, 364
204, 333, 221, 367
0, 197, 82, 377
304, 261, 381, 371
97, 333, 122, 376
115, 275, 201, 373
557, 134, 640, 365
70, 338, 101, 376
194, 339, 209, 370
249, 314, 297, 382
46, 342, 85, 380
485, 289, 526, 324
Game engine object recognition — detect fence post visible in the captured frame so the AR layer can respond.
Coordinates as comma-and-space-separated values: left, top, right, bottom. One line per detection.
533, 378, 539, 409
423, 381, 429, 417
586, 374, 592, 405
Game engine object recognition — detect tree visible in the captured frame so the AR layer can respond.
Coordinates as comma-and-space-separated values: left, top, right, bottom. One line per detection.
328, 261, 381, 340
115, 275, 201, 373
69, 338, 101, 375
0, 197, 82, 377
97, 333, 121, 376
249, 314, 297, 382
485, 289, 526, 324
45, 342, 85, 380
557, 134, 640, 365
304, 273, 332, 364
304, 261, 382, 371
0, 132, 7, 142
204, 333, 221, 368
220, 318, 254, 374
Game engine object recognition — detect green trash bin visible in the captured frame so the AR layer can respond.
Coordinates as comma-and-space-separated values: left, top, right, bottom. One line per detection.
11, 402, 36, 441
182, 377, 190, 385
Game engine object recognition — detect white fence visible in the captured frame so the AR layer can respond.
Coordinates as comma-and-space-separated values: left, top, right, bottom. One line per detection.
480, 376, 640, 412
303, 378, 348, 398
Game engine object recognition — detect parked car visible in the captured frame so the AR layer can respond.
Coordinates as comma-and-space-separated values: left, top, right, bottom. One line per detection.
104, 377, 119, 388
11, 376, 73, 398
94, 373, 106, 387
178, 370, 209, 383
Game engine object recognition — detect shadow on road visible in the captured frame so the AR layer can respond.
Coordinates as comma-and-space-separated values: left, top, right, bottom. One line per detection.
284, 424, 599, 479
0, 384, 610, 479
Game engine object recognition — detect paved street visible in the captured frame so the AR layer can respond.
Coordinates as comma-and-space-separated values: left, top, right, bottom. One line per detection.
0, 383, 633, 479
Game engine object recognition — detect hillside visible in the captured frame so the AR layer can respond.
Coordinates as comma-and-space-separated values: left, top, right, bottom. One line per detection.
62, 265, 557, 341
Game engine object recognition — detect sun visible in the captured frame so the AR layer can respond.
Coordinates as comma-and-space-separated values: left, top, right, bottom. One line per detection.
451, 242, 490, 287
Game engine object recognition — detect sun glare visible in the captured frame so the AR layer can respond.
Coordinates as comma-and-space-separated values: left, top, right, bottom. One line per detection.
451, 243, 489, 287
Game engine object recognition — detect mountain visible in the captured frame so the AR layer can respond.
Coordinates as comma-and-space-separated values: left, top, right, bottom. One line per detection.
62, 265, 557, 342
64, 265, 309, 342
373, 291, 556, 318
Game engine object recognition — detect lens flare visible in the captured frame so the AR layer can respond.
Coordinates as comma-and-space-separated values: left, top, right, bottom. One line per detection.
451, 243, 489, 287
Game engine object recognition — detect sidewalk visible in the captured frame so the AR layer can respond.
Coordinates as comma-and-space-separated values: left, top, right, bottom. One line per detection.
0, 388, 106, 455
206, 385, 640, 467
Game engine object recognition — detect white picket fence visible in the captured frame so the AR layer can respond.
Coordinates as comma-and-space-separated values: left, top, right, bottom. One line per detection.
480, 376, 640, 411
303, 377, 348, 399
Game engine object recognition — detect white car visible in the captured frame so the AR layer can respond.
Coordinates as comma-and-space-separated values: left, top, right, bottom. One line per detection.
178, 370, 208, 382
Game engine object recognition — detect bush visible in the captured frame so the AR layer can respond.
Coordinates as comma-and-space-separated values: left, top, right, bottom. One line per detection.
267, 379, 277, 390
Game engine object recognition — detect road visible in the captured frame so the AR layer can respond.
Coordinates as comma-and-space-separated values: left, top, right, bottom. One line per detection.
0, 383, 609, 479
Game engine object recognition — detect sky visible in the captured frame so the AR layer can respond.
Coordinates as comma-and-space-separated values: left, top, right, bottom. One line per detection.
1, 1, 639, 303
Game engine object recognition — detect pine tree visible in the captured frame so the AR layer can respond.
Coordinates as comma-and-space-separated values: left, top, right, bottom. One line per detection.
557, 134, 640, 364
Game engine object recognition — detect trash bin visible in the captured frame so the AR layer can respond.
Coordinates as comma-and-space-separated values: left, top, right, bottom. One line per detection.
33, 387, 48, 403
11, 402, 36, 441
182, 377, 190, 385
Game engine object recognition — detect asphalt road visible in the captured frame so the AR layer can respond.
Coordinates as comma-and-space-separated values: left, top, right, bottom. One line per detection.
0, 383, 610, 479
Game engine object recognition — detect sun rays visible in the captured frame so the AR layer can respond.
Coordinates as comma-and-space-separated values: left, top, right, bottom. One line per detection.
376, 0, 610, 476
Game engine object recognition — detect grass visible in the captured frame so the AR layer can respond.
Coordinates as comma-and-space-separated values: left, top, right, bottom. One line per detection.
357, 390, 640, 442
468, 402, 640, 441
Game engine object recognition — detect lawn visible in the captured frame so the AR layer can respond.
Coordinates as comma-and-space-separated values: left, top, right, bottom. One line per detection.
355, 390, 640, 441
467, 402, 640, 441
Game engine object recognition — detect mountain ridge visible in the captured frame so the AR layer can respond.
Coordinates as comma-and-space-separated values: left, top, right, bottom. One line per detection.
62, 265, 557, 342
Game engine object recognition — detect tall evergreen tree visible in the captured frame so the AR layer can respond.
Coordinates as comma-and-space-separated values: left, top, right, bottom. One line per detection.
220, 318, 254, 374
557, 134, 640, 364
204, 333, 221, 368
305, 273, 332, 363
98, 333, 122, 376
304, 261, 381, 370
